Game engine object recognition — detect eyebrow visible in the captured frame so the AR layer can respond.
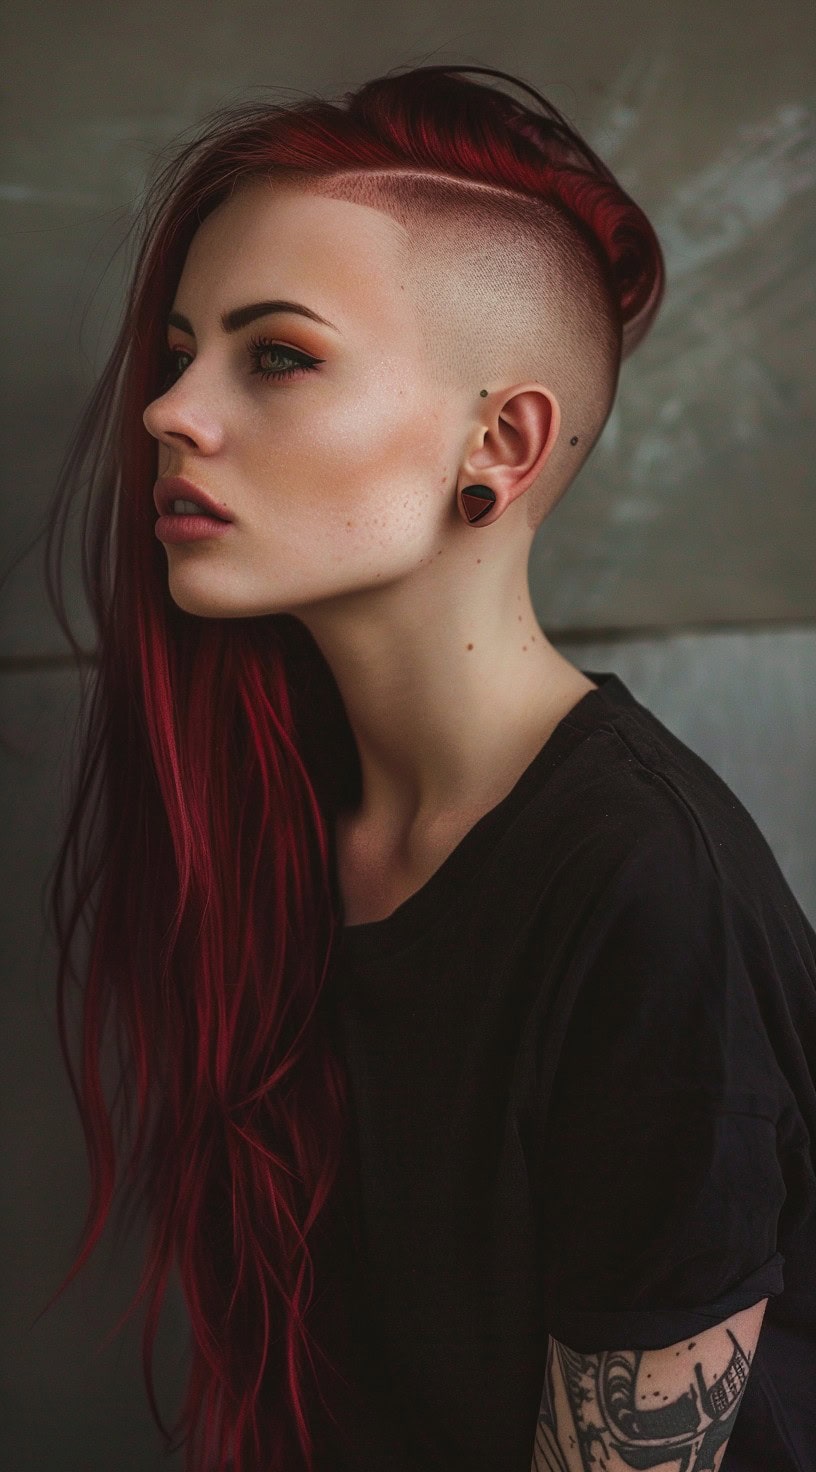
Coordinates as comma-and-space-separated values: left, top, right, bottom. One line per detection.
166, 299, 340, 336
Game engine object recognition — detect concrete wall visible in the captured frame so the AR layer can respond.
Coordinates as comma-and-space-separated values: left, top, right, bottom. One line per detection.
2, 3, 814, 1466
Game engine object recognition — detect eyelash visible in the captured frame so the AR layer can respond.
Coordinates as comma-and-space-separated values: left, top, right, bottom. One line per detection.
162, 333, 322, 389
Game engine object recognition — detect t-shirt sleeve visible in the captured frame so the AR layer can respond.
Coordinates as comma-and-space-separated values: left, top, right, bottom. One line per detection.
529, 814, 813, 1353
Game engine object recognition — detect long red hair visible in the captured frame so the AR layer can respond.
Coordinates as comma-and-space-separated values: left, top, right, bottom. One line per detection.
30, 63, 665, 1471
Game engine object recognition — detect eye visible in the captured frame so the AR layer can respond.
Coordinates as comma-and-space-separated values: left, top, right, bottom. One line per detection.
160, 335, 323, 391
246, 333, 323, 382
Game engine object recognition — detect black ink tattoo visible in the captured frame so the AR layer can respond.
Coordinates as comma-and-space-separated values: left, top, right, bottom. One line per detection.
534, 1329, 752, 1472
533, 1336, 572, 1471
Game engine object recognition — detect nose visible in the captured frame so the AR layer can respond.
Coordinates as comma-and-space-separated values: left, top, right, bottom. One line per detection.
143, 393, 207, 456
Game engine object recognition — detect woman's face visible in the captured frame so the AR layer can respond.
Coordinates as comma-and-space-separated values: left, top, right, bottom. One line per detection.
143, 178, 469, 620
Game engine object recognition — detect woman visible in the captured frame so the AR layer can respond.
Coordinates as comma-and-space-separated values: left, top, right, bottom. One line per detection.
36, 63, 816, 1472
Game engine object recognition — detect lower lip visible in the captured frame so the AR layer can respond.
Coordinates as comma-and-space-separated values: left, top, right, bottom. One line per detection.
155, 514, 234, 543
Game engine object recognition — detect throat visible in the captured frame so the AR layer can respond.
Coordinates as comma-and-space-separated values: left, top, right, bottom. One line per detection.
332, 667, 598, 926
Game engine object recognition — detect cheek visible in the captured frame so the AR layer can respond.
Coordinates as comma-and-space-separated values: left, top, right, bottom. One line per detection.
256, 373, 449, 525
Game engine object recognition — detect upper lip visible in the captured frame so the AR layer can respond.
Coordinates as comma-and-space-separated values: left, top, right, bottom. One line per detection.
153, 475, 233, 522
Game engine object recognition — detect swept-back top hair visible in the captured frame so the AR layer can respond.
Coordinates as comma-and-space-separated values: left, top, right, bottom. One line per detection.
31, 63, 665, 1472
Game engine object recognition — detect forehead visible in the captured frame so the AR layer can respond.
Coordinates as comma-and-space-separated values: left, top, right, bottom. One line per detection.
175, 178, 415, 341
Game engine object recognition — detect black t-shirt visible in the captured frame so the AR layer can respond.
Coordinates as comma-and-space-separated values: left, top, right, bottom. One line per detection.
308, 670, 816, 1472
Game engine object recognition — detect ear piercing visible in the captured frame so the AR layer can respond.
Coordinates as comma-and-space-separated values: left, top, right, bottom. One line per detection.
460, 485, 496, 523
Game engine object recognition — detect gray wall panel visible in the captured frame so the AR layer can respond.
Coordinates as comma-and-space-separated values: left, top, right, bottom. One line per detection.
3, 2, 814, 1464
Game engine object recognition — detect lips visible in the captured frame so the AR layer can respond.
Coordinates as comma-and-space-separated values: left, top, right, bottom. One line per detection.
153, 475, 233, 521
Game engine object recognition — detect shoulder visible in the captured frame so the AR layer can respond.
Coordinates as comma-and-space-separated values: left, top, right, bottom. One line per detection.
527, 722, 803, 1121
550, 695, 801, 935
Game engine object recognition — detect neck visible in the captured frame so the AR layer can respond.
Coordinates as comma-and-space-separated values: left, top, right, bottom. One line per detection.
296, 587, 592, 847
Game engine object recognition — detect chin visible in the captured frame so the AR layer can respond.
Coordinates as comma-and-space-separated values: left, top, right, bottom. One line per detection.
166, 586, 236, 619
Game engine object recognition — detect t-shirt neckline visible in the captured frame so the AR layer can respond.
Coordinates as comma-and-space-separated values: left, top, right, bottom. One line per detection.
334, 669, 635, 963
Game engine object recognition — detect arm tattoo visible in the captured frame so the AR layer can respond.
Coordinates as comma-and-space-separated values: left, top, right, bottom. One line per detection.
533, 1327, 753, 1472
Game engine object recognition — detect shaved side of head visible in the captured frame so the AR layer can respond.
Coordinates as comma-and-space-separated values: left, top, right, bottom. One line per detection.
263, 167, 622, 531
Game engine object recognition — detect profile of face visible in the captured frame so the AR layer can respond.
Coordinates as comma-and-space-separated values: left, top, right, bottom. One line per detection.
143, 179, 482, 623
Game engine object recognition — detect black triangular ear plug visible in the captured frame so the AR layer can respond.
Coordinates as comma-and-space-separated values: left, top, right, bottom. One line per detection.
460, 485, 496, 523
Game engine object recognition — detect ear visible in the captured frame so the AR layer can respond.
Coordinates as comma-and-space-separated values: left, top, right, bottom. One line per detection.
462, 382, 561, 515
